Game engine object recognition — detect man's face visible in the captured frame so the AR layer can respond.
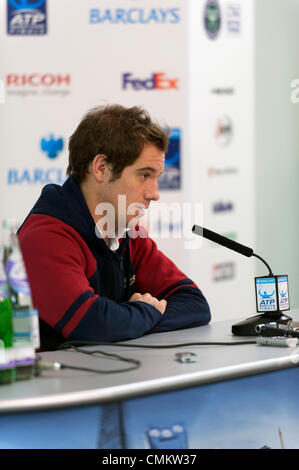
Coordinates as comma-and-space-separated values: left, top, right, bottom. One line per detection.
100, 144, 165, 235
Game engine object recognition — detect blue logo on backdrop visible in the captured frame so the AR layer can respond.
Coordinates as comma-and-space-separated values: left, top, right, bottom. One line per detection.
7, 133, 65, 185
40, 134, 64, 159
7, 0, 47, 35
159, 128, 181, 190
89, 8, 180, 24
212, 201, 234, 213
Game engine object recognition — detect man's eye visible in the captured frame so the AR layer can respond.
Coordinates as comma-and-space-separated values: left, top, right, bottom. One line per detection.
142, 173, 150, 179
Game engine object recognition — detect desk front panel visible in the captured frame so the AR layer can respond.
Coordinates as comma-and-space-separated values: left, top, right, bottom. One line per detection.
0, 367, 298, 449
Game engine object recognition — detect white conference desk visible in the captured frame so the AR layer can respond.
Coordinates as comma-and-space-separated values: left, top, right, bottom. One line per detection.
1, 310, 299, 449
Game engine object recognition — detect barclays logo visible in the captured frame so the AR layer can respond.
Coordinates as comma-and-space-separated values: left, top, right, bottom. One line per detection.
89, 8, 180, 25
7, 132, 65, 185
7, 168, 66, 185
40, 134, 64, 159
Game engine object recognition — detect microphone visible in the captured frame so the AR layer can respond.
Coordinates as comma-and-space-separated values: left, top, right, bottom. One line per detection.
192, 225, 273, 275
192, 225, 292, 336
192, 225, 253, 258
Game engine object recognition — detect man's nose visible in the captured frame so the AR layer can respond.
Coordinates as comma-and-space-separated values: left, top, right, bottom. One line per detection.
144, 181, 160, 202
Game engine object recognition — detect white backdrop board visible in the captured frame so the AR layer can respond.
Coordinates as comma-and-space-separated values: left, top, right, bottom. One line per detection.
0, 0, 256, 321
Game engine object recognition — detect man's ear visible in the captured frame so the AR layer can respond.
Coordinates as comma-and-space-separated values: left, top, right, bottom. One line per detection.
92, 154, 107, 182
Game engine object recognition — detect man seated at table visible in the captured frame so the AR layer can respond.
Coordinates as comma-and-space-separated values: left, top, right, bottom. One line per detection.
18, 104, 211, 350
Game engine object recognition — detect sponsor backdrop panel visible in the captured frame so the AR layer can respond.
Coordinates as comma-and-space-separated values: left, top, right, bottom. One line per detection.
0, 0, 255, 321
186, 0, 255, 320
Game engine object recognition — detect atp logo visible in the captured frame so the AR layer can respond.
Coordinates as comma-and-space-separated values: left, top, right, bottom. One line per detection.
7, 0, 47, 35
258, 289, 275, 300
40, 134, 64, 159
8, 0, 45, 8
256, 277, 277, 311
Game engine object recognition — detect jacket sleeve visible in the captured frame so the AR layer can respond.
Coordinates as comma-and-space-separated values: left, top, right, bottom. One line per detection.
18, 215, 163, 345
129, 231, 211, 333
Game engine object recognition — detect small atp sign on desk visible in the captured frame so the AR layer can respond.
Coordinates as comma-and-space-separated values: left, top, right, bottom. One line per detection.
255, 275, 290, 313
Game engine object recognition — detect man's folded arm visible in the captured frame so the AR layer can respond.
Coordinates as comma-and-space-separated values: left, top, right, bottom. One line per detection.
148, 284, 211, 333
18, 218, 163, 345
130, 233, 211, 333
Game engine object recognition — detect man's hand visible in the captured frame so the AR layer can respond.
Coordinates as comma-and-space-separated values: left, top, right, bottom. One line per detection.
129, 292, 167, 315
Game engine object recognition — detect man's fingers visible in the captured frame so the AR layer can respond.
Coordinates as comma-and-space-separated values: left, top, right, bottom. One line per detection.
129, 292, 167, 315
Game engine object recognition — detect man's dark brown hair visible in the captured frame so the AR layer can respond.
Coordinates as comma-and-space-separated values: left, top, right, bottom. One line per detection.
67, 104, 169, 183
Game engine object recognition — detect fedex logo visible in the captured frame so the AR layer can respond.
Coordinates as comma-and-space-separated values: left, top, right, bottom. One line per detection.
122, 73, 179, 90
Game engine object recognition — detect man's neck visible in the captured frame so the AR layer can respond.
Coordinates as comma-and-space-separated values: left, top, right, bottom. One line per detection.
80, 180, 98, 224
80, 179, 120, 243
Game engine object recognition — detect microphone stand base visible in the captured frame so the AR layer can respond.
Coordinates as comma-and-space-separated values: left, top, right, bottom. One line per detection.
232, 312, 292, 336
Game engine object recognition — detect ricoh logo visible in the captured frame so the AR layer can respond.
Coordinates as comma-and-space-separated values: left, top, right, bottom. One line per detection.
7, 73, 71, 86
89, 8, 180, 25
122, 73, 179, 91
6, 73, 71, 97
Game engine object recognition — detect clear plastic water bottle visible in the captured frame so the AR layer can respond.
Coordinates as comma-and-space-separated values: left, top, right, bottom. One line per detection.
0, 249, 16, 384
2, 219, 40, 381
0, 296, 16, 384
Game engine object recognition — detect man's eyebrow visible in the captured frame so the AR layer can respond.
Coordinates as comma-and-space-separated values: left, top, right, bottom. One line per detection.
136, 167, 164, 175
137, 167, 156, 172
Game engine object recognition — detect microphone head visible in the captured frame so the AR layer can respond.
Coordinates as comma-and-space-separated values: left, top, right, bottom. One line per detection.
192, 224, 253, 258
